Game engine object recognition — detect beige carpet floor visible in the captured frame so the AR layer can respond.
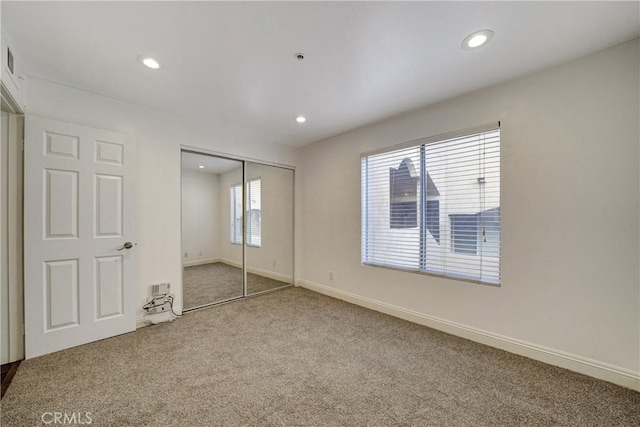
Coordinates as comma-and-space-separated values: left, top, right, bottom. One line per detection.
183, 262, 290, 309
2, 288, 639, 426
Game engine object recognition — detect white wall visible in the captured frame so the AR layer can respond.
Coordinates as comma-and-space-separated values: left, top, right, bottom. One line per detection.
181, 169, 220, 266
299, 39, 640, 383
25, 77, 299, 316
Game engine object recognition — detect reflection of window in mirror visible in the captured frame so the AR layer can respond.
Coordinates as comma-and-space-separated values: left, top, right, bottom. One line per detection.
230, 184, 243, 244
247, 178, 261, 247
230, 178, 262, 246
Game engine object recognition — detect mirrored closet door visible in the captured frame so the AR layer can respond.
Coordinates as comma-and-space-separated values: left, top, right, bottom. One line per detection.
245, 161, 294, 295
181, 151, 294, 311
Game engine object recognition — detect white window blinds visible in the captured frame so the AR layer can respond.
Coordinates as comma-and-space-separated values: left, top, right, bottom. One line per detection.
231, 184, 243, 244
230, 178, 262, 246
361, 124, 501, 284
246, 178, 262, 247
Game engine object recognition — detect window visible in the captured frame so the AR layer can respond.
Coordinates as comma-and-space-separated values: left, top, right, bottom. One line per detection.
361, 124, 500, 284
230, 178, 262, 246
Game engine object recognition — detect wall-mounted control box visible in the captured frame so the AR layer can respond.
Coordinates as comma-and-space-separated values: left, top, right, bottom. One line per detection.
151, 283, 170, 297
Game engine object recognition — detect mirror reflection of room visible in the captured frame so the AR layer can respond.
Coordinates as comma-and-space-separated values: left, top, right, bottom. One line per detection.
245, 161, 294, 296
181, 152, 293, 310
181, 153, 243, 309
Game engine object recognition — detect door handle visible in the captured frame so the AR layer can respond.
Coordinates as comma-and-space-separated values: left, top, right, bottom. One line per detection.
117, 242, 134, 251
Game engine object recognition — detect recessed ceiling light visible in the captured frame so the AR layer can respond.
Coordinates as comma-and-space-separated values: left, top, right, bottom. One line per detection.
462, 30, 494, 50
295, 116, 307, 124
140, 56, 160, 69
198, 165, 205, 169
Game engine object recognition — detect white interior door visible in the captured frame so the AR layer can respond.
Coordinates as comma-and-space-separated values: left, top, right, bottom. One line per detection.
24, 115, 137, 359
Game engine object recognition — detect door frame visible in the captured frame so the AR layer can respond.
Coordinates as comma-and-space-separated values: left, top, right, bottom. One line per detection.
1, 84, 25, 364
179, 145, 295, 313
6, 113, 24, 363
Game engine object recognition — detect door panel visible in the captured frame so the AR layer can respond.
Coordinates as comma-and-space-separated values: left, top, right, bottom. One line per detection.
95, 174, 122, 237
25, 115, 136, 358
45, 259, 79, 330
95, 140, 124, 165
45, 132, 79, 159
95, 255, 123, 319
45, 169, 79, 239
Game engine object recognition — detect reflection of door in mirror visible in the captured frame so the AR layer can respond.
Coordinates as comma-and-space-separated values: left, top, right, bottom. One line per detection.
181, 152, 243, 309
245, 162, 294, 296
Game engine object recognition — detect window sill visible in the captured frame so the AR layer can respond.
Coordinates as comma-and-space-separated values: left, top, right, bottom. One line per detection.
361, 261, 500, 287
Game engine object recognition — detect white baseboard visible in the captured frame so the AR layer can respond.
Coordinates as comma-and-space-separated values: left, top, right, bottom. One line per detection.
220, 258, 292, 283
183, 258, 220, 268
136, 315, 147, 328
299, 279, 640, 392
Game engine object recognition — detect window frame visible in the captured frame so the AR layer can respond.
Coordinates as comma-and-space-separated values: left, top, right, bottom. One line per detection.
360, 122, 501, 286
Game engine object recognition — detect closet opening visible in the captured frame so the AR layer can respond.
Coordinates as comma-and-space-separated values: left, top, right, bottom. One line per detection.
180, 149, 294, 312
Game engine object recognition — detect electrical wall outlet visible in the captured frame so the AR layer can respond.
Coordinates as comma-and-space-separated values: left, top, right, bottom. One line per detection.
184, 252, 188, 258
272, 260, 276, 268
329, 271, 334, 280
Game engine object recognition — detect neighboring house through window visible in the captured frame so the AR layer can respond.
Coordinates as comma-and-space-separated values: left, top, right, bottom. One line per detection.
451, 207, 500, 257
390, 158, 418, 229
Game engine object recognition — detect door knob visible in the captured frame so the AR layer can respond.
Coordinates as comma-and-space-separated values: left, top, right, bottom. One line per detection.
117, 242, 134, 251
